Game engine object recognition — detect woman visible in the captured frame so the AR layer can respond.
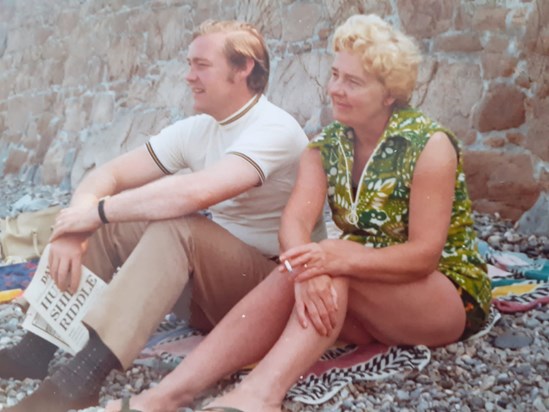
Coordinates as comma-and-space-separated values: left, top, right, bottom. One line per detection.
106, 14, 491, 412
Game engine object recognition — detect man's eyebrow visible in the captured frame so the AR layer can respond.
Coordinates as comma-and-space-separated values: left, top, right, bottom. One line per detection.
187, 57, 212, 64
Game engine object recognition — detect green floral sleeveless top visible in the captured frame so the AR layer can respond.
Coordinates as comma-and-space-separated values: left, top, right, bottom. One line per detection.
309, 108, 491, 316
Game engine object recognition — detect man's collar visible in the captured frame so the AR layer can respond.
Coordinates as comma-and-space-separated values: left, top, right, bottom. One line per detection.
218, 94, 262, 126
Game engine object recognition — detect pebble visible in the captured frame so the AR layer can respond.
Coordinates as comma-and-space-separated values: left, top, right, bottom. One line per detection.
538, 312, 549, 322
524, 318, 541, 329
496, 373, 512, 385
488, 235, 501, 248
0, 177, 547, 412
493, 330, 534, 349
533, 396, 547, 411
485, 401, 495, 411
512, 364, 532, 376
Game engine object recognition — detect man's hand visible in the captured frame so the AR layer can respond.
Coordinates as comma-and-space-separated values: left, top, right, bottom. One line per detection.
48, 234, 89, 294
50, 204, 102, 241
294, 274, 339, 336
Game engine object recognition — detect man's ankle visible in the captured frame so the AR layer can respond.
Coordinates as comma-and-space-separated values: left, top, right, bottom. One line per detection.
2, 378, 99, 412
49, 328, 120, 400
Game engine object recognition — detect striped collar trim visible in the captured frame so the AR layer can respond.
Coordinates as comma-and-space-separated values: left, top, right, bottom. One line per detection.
218, 94, 261, 126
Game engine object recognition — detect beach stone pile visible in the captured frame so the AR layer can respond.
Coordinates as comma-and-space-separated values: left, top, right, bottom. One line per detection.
0, 176, 547, 411
473, 211, 549, 260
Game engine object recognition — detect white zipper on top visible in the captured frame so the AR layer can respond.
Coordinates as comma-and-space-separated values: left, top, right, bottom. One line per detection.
337, 136, 381, 226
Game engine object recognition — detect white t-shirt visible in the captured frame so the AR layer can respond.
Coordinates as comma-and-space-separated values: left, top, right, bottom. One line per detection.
147, 95, 326, 256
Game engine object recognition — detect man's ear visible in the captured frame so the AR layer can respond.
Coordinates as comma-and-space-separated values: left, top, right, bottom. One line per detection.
238, 57, 255, 80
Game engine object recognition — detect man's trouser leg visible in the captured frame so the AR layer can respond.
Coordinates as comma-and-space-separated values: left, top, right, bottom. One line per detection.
82, 219, 147, 280
82, 214, 276, 369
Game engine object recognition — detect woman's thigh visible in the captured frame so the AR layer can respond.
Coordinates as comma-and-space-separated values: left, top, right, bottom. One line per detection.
345, 271, 466, 347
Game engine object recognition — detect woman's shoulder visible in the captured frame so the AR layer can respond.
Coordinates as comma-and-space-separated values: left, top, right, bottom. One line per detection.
389, 107, 437, 131
389, 108, 456, 142
388, 108, 464, 161
310, 121, 351, 146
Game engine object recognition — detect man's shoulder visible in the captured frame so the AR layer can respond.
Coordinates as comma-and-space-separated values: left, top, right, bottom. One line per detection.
178, 113, 215, 128
255, 96, 301, 128
162, 113, 217, 136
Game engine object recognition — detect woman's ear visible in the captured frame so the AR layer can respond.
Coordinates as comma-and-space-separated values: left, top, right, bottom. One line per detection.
384, 95, 396, 107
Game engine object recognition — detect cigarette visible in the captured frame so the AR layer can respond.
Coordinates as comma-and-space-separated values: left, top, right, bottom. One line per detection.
283, 259, 293, 273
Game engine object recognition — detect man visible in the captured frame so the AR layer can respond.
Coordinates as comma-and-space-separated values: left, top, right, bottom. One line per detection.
1, 19, 325, 411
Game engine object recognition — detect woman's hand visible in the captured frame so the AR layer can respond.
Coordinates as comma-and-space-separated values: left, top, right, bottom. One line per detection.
50, 205, 102, 241
48, 233, 89, 294
294, 274, 339, 336
281, 239, 356, 281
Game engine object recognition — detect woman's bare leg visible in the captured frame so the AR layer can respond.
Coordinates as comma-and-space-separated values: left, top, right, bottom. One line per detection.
107, 270, 464, 412
105, 269, 295, 412
347, 270, 466, 346
202, 277, 351, 412
202, 271, 465, 411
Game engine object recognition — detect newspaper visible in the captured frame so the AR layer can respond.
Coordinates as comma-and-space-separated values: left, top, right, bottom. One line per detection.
22, 244, 107, 355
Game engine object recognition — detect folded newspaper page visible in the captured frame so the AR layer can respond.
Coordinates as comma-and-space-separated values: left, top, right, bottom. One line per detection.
22, 244, 107, 355
23, 306, 75, 353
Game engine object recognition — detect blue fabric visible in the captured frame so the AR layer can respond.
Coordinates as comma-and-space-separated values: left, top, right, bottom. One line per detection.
477, 240, 549, 286
0, 259, 38, 291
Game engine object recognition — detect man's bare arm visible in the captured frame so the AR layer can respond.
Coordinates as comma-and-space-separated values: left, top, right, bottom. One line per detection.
69, 145, 166, 209
102, 154, 261, 222
51, 154, 261, 238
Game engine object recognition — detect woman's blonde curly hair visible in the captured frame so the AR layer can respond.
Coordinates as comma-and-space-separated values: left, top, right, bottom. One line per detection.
333, 14, 422, 106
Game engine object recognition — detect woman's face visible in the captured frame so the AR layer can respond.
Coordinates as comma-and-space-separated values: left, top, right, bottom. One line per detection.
328, 50, 394, 131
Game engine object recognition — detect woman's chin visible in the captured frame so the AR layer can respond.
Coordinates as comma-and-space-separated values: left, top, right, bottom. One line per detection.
332, 114, 351, 126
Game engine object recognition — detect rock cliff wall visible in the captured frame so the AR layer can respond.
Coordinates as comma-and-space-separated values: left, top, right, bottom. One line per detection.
0, 0, 547, 229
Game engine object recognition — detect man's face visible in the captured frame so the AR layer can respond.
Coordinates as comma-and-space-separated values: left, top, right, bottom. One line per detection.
185, 32, 238, 120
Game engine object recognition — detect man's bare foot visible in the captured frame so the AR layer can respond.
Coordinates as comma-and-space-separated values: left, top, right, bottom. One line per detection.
104, 387, 193, 412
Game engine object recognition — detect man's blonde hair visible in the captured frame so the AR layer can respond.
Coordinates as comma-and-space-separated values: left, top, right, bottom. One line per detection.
333, 14, 421, 106
194, 20, 270, 94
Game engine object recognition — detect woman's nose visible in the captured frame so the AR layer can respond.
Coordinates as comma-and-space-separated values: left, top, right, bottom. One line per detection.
328, 78, 343, 96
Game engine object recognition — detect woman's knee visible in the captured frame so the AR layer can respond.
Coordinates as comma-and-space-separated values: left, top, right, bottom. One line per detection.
332, 276, 350, 293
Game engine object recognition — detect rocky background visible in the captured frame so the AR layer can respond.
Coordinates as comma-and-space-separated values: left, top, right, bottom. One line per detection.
0, 0, 548, 233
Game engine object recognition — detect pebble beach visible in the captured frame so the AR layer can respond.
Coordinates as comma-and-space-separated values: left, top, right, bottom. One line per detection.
0, 175, 547, 411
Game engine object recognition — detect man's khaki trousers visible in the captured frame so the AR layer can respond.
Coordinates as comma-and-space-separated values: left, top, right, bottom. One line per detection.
81, 214, 277, 369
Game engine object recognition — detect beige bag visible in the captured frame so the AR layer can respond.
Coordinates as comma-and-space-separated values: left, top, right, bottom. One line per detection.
0, 205, 62, 261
